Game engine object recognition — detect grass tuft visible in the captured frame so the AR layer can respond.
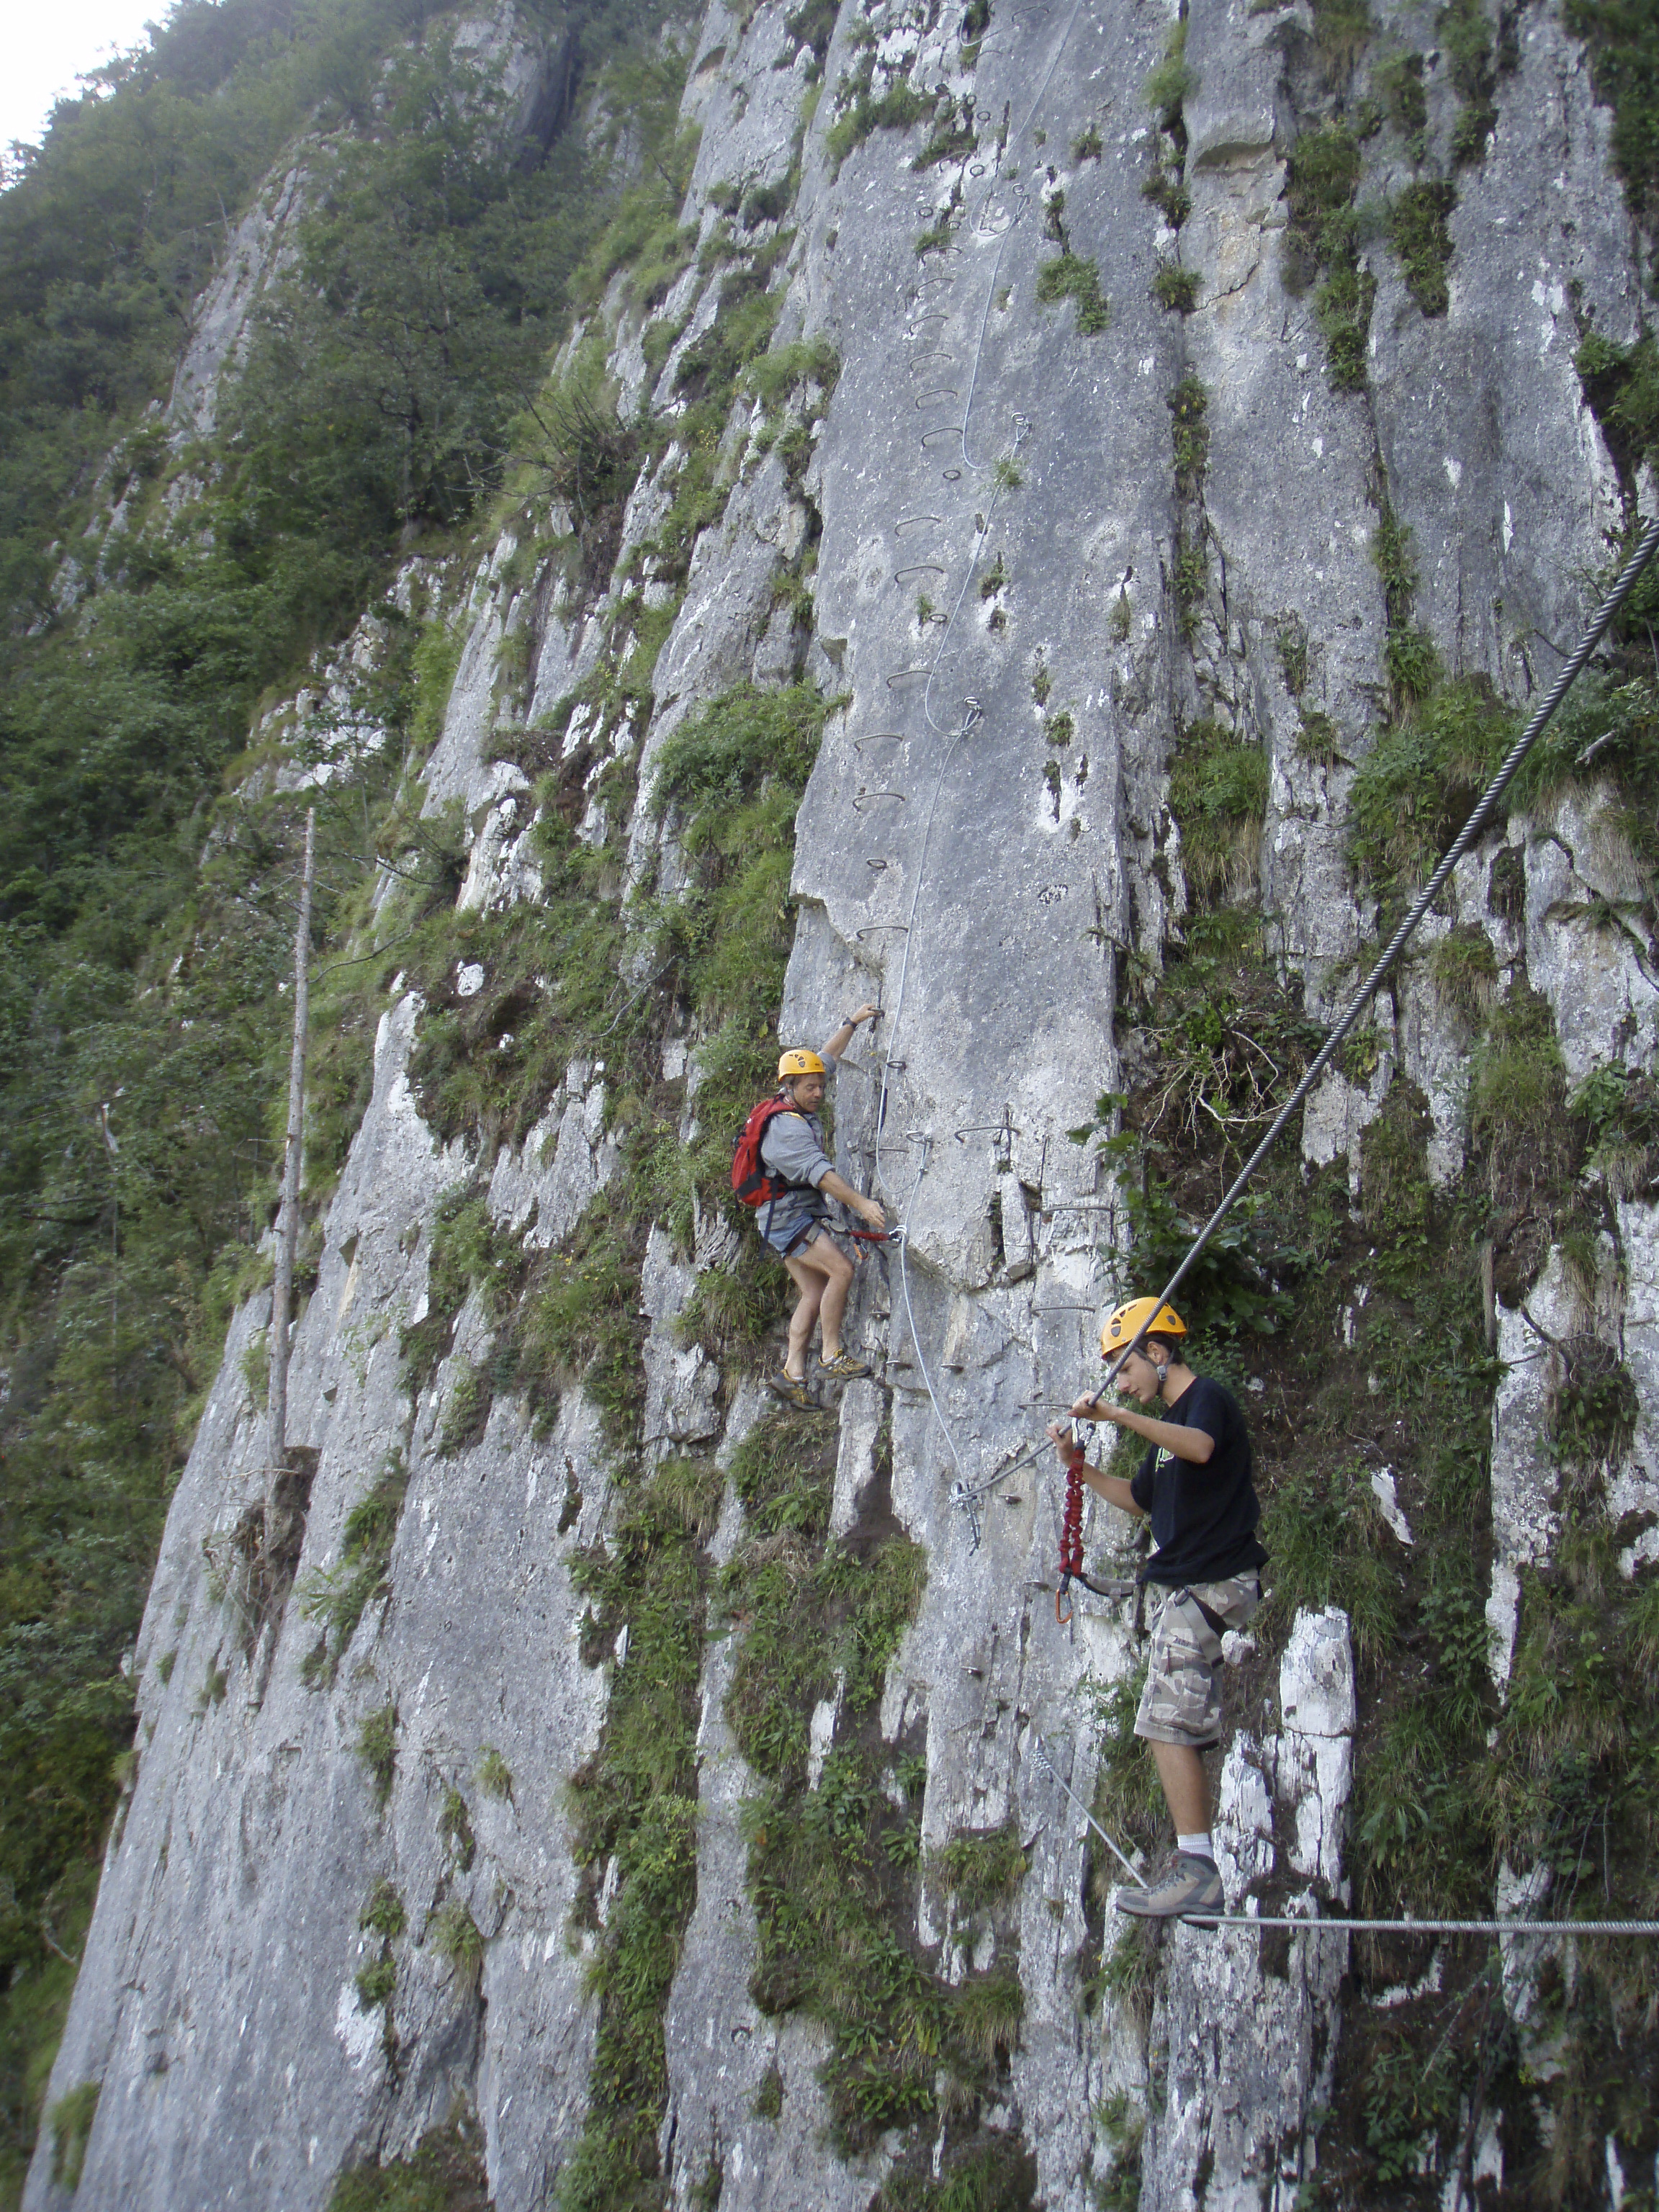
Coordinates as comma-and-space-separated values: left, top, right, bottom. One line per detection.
359, 1880, 407, 1939
824, 76, 932, 178
476, 1748, 513, 1802
1258, 1463, 1398, 1668
1281, 125, 1372, 388
931, 1824, 1028, 1917
1143, 21, 1193, 116
298, 1452, 410, 1686
1034, 252, 1110, 334
49, 2082, 99, 2193
1166, 719, 1268, 905
328, 2122, 490, 2210
1168, 374, 1209, 496
1385, 181, 1457, 315
358, 1705, 397, 1809
354, 1952, 396, 2011
441, 1786, 477, 1872
430, 1900, 485, 1990
1151, 261, 1200, 313
1348, 677, 1512, 883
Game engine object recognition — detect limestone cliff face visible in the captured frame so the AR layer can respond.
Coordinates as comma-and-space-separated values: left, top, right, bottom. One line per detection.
27, 1, 1659, 2207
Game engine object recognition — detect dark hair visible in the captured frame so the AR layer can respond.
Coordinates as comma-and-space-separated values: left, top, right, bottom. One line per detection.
1144, 1331, 1185, 1357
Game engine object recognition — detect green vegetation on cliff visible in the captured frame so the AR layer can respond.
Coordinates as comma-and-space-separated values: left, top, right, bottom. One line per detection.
0, 0, 688, 2191
1565, 0, 1659, 240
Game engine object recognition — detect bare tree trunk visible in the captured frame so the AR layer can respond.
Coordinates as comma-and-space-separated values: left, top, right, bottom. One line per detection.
267, 808, 315, 1538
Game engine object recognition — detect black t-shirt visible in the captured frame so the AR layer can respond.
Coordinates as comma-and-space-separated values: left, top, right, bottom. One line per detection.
1128, 1375, 1267, 1587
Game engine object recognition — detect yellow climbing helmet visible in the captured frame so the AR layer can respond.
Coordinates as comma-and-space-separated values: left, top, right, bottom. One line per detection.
778, 1048, 827, 1080
1101, 1296, 1187, 1358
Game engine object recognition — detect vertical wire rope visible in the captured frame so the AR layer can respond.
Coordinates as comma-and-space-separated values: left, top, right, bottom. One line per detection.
896, 1141, 968, 1480
958, 0, 1088, 475
877, 0, 1086, 1471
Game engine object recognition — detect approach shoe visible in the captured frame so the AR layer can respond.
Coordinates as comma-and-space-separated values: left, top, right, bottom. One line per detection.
768, 1370, 815, 1408
816, 1349, 872, 1381
1113, 1853, 1224, 1921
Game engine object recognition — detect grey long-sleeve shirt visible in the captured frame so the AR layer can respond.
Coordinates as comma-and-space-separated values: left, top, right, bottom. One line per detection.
757, 1064, 838, 1192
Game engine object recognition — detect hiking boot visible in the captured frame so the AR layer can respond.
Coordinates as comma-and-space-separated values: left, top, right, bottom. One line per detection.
816, 1349, 871, 1381
1113, 1853, 1224, 1921
768, 1369, 814, 1408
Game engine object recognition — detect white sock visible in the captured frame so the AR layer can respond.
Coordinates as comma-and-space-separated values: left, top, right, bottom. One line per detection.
1177, 1831, 1215, 1862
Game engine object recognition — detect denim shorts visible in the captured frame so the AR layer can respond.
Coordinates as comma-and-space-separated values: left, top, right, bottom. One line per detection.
760, 1187, 829, 1256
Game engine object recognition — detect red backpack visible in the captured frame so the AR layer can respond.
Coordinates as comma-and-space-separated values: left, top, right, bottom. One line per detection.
732, 1094, 800, 1207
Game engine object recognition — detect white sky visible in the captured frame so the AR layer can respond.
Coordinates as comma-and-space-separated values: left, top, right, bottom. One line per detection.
4, 0, 166, 163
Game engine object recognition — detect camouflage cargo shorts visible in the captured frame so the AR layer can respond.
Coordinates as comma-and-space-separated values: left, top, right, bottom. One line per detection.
1133, 1572, 1262, 1748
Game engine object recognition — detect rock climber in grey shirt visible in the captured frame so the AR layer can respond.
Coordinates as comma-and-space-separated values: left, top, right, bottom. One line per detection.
760, 1004, 886, 1405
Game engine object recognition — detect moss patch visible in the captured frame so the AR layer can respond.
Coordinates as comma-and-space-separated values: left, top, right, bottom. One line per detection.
328, 2122, 490, 2211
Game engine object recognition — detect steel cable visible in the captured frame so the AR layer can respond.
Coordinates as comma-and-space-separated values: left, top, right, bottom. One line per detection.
1101, 515, 1659, 1393
1049, 521, 1659, 1917
1124, 1912, 1659, 1937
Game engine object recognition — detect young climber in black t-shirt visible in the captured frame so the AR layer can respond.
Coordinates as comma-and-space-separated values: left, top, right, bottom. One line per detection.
1046, 1297, 1266, 1920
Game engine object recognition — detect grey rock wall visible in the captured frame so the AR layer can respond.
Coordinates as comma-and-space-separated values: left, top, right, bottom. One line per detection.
27, 0, 1659, 2206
